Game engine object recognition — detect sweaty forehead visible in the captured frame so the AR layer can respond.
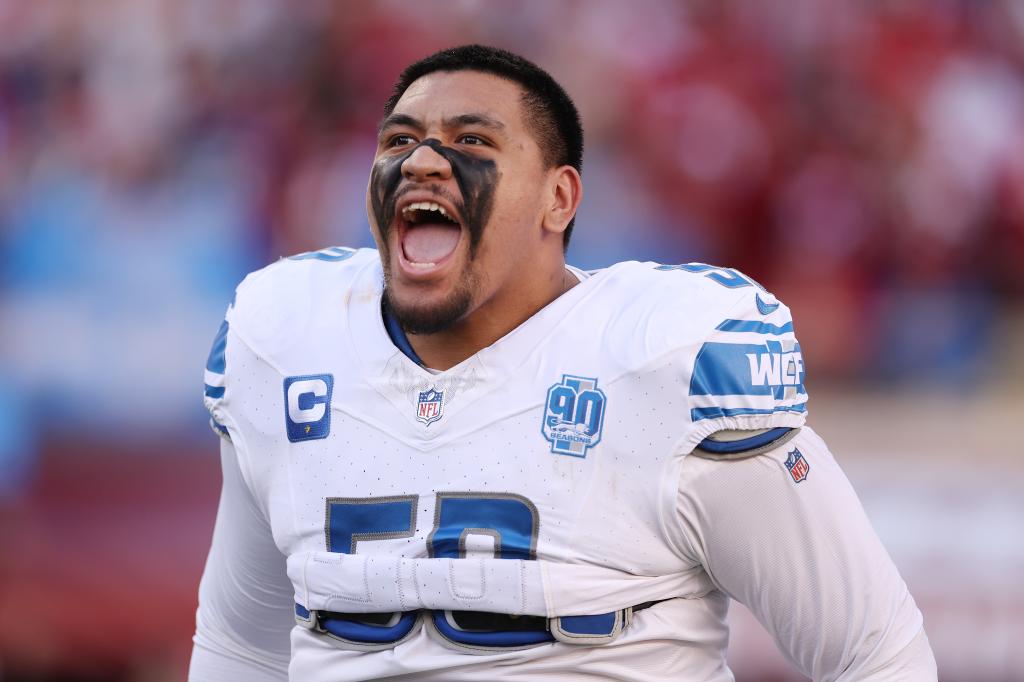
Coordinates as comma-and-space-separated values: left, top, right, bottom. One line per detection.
391, 71, 527, 130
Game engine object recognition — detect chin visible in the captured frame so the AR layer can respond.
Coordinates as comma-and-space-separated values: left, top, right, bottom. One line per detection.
384, 276, 476, 336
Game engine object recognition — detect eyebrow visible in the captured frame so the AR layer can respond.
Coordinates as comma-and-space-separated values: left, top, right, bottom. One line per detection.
378, 112, 506, 136
378, 113, 422, 135
443, 113, 506, 132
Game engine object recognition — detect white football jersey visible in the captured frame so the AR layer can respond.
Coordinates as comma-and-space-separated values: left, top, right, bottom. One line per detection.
191, 248, 934, 681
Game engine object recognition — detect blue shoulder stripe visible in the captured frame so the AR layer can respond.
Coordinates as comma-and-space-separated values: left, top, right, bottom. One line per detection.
698, 427, 793, 454
690, 340, 806, 400
716, 319, 794, 335
210, 418, 230, 439
691, 403, 807, 422
205, 385, 226, 399
755, 293, 780, 315
206, 320, 229, 374
288, 246, 356, 262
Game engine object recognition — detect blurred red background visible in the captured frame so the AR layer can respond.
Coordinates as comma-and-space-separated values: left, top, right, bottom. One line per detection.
1, 1, 1021, 680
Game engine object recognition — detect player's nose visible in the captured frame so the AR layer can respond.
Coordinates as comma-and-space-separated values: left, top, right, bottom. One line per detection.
401, 143, 453, 183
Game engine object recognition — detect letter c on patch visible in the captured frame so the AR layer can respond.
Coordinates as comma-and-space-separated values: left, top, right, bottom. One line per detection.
284, 374, 333, 442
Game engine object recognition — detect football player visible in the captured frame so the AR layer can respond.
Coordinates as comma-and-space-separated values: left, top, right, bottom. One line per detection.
190, 45, 936, 680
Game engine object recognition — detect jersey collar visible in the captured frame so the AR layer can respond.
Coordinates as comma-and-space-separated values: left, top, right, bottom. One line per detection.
374, 265, 591, 373
348, 257, 605, 384
381, 298, 425, 367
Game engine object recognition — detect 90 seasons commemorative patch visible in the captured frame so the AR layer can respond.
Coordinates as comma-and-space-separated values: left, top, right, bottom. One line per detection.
542, 375, 606, 458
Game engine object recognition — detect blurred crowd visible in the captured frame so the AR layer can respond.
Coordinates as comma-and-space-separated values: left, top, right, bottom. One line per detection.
1, 0, 1022, 472
1, 2, 1022, 679
2, 0, 1023, 448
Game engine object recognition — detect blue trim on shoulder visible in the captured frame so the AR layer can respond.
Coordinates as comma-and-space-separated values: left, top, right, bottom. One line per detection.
210, 419, 230, 438
698, 427, 793, 454
716, 319, 794, 335
204, 385, 226, 399
381, 299, 424, 366
288, 246, 356, 262
691, 402, 807, 422
206, 320, 229, 374
756, 293, 780, 315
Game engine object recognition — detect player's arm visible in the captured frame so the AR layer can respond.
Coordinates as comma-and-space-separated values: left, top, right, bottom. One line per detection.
189, 436, 294, 681
674, 426, 936, 681
191, 314, 294, 680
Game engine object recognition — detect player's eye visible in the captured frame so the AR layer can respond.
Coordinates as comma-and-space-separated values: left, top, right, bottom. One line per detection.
458, 134, 487, 146
387, 134, 417, 148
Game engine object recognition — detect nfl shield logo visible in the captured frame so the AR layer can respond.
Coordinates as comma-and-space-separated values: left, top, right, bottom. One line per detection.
416, 388, 444, 426
785, 447, 810, 483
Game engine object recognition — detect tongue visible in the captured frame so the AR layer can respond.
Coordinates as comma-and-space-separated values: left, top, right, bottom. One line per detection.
402, 223, 461, 264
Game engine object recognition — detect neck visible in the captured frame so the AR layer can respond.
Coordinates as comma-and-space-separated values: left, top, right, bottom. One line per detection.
401, 265, 578, 371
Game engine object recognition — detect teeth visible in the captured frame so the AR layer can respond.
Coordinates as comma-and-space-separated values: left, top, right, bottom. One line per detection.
401, 201, 452, 221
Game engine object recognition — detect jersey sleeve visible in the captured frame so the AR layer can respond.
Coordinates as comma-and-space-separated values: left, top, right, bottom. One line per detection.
189, 438, 294, 681
684, 286, 808, 448
201, 246, 369, 444
203, 317, 232, 440
671, 427, 936, 680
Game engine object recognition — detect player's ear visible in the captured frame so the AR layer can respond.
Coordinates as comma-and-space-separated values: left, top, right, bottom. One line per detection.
542, 165, 582, 237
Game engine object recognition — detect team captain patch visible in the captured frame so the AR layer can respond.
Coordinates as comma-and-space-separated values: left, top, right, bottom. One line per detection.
284, 374, 334, 442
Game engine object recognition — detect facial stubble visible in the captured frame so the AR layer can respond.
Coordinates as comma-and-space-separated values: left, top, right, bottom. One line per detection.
369, 138, 498, 335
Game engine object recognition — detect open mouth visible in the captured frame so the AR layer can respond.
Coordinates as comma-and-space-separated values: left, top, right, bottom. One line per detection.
398, 200, 463, 270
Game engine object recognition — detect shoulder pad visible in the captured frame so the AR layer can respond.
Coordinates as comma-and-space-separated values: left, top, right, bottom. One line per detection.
652, 262, 810, 445
583, 261, 757, 371
580, 261, 809, 454
203, 246, 374, 441
227, 246, 378, 358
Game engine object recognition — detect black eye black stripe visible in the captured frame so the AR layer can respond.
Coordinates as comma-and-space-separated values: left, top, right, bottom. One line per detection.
370, 138, 499, 258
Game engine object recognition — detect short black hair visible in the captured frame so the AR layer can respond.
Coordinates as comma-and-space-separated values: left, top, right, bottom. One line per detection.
384, 44, 584, 247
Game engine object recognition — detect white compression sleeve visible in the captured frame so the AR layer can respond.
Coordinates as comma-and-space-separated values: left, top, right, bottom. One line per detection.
189, 439, 294, 681
674, 427, 937, 681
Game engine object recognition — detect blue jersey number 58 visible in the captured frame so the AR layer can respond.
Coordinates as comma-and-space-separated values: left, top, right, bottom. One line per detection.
322, 492, 546, 647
